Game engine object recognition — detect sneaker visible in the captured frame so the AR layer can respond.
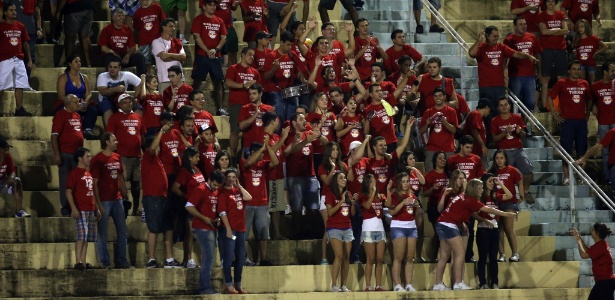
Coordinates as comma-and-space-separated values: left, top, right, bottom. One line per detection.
217, 108, 229, 116
510, 253, 520, 262
245, 258, 256, 266
405, 284, 416, 291
235, 286, 248, 294
179, 34, 189, 44
164, 259, 182, 268
341, 285, 351, 292
492, 284, 499, 289
453, 282, 474, 290
223, 286, 239, 294
479, 284, 490, 290
524, 192, 535, 205
15, 210, 31, 218
259, 260, 273, 266
432, 283, 450, 291
14, 107, 32, 117
320, 258, 329, 265
466, 258, 477, 263
184, 259, 199, 269
429, 24, 445, 33
393, 284, 404, 292
115, 264, 133, 269
497, 255, 506, 262
364, 286, 373, 292
350, 259, 363, 264
562, 178, 570, 185
375, 286, 384, 291
146, 259, 157, 269
285, 205, 291, 215
416, 24, 424, 34
84, 263, 93, 269
83, 129, 98, 140
330, 285, 342, 292
414, 257, 428, 263
74, 262, 85, 271
101, 264, 112, 270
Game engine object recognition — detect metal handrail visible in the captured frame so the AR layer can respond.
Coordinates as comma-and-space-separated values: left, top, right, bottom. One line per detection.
419, 0, 470, 52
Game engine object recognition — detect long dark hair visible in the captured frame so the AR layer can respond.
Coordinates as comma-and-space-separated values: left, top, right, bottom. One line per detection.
322, 142, 347, 174
181, 147, 199, 172
329, 172, 349, 202
65, 53, 81, 73
488, 149, 509, 174
480, 173, 498, 205
398, 150, 415, 174
594, 222, 613, 239
360, 174, 375, 196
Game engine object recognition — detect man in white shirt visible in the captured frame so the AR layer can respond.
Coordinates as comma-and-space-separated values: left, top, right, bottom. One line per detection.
151, 18, 186, 92
96, 59, 142, 127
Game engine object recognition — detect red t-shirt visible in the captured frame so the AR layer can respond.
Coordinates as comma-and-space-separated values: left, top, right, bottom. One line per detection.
390, 192, 417, 221
348, 157, 369, 196
409, 169, 423, 195
463, 110, 487, 156
503, 32, 542, 77
225, 63, 260, 105
0, 21, 29, 61
354, 36, 382, 80
194, 110, 217, 132
240, 0, 267, 42
365, 81, 398, 106
599, 129, 615, 165
197, 142, 217, 177
132, 3, 166, 45
252, 48, 275, 92
90, 152, 123, 201
420, 105, 458, 152
495, 165, 522, 203
263, 50, 301, 91
159, 129, 182, 175
338, 114, 364, 156
240, 159, 269, 206
141, 151, 168, 197
586, 240, 615, 281
575, 35, 601, 67
140, 94, 164, 129
305, 49, 346, 88
238, 103, 274, 148
163, 84, 193, 113
562, 0, 599, 26
191, 14, 228, 57
306, 112, 337, 154
367, 152, 399, 193
478, 193, 504, 223
99, 24, 135, 57
548, 78, 591, 120
364, 101, 398, 145
424, 170, 449, 208
384, 44, 423, 74
255, 132, 285, 180
417, 75, 456, 110
213, 0, 235, 27
359, 193, 385, 220
0, 154, 15, 181
447, 153, 485, 181
329, 40, 345, 56
438, 194, 485, 226
475, 43, 516, 87
284, 130, 316, 177
188, 184, 219, 231
511, 0, 544, 32
538, 10, 567, 50
52, 109, 84, 153
592, 81, 615, 125
317, 162, 348, 195
175, 167, 206, 198
66, 167, 96, 211
387, 72, 416, 97
324, 190, 352, 229
490, 113, 526, 149
106, 111, 146, 157
217, 186, 246, 232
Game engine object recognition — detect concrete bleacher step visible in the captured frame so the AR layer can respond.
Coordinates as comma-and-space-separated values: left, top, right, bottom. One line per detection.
487, 147, 553, 160
529, 210, 613, 224
529, 184, 591, 198
364, 0, 408, 10
533, 197, 599, 211
0, 262, 581, 297
355, 10, 411, 21
530, 222, 615, 236
415, 32, 449, 43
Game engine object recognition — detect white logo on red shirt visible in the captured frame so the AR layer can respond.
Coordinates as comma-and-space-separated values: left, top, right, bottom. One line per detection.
9, 37, 18, 46
351, 128, 359, 138
604, 96, 612, 105
573, 94, 581, 103
209, 31, 217, 39
341, 206, 349, 216
145, 22, 153, 31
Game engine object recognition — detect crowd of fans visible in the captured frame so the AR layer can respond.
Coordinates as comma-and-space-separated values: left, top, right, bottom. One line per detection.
0, 0, 613, 296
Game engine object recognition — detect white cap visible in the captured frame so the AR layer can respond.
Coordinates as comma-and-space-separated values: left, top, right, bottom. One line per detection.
117, 93, 133, 103
348, 141, 362, 156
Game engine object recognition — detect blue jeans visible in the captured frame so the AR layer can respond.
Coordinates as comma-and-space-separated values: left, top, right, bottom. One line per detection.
560, 119, 588, 158
265, 92, 298, 126
219, 227, 246, 286
509, 76, 536, 111
598, 124, 615, 178
97, 199, 129, 267
287, 176, 320, 212
194, 229, 217, 294
59, 153, 77, 216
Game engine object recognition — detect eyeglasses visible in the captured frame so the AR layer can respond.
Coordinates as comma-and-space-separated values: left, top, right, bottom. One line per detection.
325, 28, 336, 32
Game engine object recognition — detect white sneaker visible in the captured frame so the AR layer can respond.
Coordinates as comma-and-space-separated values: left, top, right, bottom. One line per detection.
393, 284, 404, 291
453, 282, 474, 290
341, 285, 351, 292
433, 283, 450, 291
479, 284, 490, 289
497, 254, 506, 262
405, 284, 416, 291
179, 34, 189, 44
510, 253, 520, 262
330, 285, 342, 292
15, 210, 31, 218
184, 259, 198, 269
492, 284, 499, 289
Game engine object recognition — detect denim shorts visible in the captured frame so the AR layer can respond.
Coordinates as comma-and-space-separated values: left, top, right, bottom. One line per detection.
390, 227, 418, 240
361, 230, 386, 243
435, 223, 461, 240
580, 65, 596, 75
499, 201, 518, 212
327, 228, 354, 242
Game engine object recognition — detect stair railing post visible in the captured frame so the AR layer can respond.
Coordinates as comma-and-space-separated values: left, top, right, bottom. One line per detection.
569, 160, 576, 223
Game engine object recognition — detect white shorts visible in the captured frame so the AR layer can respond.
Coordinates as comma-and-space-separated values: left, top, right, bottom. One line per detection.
0, 57, 30, 90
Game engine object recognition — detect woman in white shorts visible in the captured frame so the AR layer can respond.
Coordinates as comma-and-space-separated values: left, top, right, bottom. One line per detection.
358, 174, 386, 291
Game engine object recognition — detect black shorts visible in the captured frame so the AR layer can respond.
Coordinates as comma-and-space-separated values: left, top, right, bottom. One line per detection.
143, 196, 172, 233
192, 56, 224, 81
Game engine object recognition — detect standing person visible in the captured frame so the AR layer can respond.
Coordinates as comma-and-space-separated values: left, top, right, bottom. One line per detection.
133, 0, 166, 75
217, 168, 253, 294
238, 83, 273, 157
591, 62, 615, 180
152, 18, 186, 93
489, 150, 524, 263
335, 97, 364, 157
160, 0, 188, 44
97, 59, 143, 127
99, 8, 147, 76
59, 0, 95, 67
433, 179, 517, 291
191, 0, 227, 115
510, 0, 543, 35
411, 57, 459, 116
0, 139, 30, 217
318, 0, 358, 24
578, 126, 615, 202
396, 151, 427, 263
572, 19, 607, 85
423, 151, 449, 260
364, 79, 410, 151
463, 99, 492, 161
354, 18, 387, 81
240, 0, 268, 48
562, 0, 602, 29
387, 172, 421, 292
163, 65, 193, 113
108, 0, 140, 27
358, 174, 386, 292
324, 172, 355, 292
185, 170, 225, 294
0, 2, 33, 116
538, 0, 569, 110
384, 29, 425, 75
66, 147, 99, 270
474, 173, 513, 290
570, 224, 615, 300
91, 133, 131, 269
307, 92, 337, 173
52, 94, 85, 217
212, 0, 240, 66
139, 75, 165, 137
419, 87, 458, 173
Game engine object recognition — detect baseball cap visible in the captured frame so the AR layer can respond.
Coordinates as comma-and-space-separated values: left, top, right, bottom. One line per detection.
476, 98, 493, 111
117, 93, 134, 103
256, 31, 273, 40
198, 124, 213, 134
0, 138, 12, 150
203, 0, 217, 3
347, 141, 362, 156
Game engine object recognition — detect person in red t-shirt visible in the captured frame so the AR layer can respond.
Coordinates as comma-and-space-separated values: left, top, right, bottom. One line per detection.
307, 93, 338, 172
384, 29, 425, 75
504, 17, 543, 111
133, 0, 166, 73
66, 147, 99, 270
191, 0, 227, 115
238, 83, 274, 155
91, 133, 130, 269
572, 19, 608, 85
0, 139, 29, 218
106, 93, 147, 216
242, 139, 279, 266
335, 97, 365, 157
189, 90, 217, 133
420, 87, 458, 172
591, 63, 615, 178
240, 0, 267, 46
354, 18, 387, 81
358, 174, 386, 291
100, 8, 147, 76
307, 57, 363, 110
318, 22, 352, 56
364, 79, 411, 149
547, 61, 592, 184
510, 0, 544, 34
469, 25, 538, 108
577, 126, 615, 205
538, 0, 570, 108
139, 74, 166, 136
562, 0, 602, 29
464, 99, 492, 159
217, 168, 253, 294
163, 65, 193, 113
410, 57, 460, 116
570, 223, 615, 299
